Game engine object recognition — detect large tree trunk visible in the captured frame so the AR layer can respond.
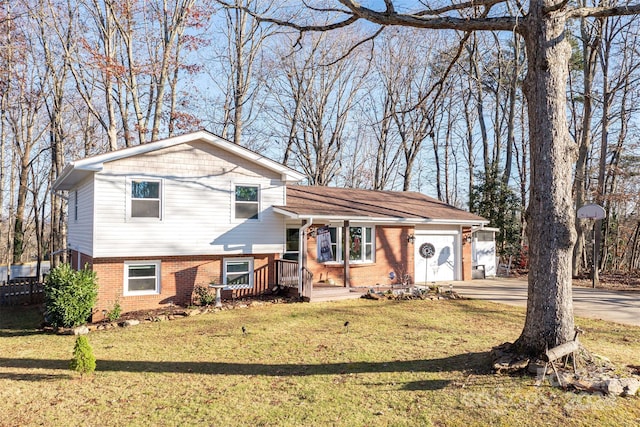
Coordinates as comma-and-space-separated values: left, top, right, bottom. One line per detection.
515, 6, 576, 355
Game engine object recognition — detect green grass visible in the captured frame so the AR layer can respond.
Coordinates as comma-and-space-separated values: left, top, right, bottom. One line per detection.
1, 299, 639, 426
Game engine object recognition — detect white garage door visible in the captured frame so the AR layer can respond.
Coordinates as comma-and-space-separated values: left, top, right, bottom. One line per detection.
414, 234, 458, 283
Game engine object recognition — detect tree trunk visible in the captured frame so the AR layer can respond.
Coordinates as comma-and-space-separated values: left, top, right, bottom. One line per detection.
12, 148, 30, 264
515, 7, 576, 355
468, 38, 490, 178
502, 33, 520, 187
572, 15, 599, 277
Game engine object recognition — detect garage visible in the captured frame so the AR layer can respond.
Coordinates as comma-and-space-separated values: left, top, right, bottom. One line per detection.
414, 233, 459, 283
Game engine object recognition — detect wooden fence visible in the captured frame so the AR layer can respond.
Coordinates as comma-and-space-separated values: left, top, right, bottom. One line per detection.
0, 277, 44, 306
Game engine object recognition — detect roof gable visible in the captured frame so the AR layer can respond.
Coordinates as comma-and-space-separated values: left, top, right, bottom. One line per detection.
53, 130, 305, 190
276, 185, 487, 225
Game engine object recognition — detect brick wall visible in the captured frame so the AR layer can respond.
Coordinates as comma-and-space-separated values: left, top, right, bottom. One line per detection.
68, 252, 276, 321
461, 227, 473, 281
306, 225, 414, 287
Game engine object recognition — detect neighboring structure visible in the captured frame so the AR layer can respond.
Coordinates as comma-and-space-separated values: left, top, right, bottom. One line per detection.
53, 130, 487, 320
471, 227, 498, 278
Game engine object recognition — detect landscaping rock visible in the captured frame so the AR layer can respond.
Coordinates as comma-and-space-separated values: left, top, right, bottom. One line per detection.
120, 319, 140, 327
620, 378, 640, 396
605, 379, 625, 396
73, 325, 90, 335
491, 342, 530, 373
171, 310, 188, 317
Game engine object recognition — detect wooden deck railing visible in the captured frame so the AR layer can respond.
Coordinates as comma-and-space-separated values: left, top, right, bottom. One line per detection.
276, 259, 299, 287
275, 260, 313, 294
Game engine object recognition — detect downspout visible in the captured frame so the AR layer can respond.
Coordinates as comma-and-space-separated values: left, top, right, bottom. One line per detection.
459, 225, 465, 281
298, 218, 313, 297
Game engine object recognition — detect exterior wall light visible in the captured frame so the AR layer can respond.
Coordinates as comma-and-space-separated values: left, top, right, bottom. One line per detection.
407, 234, 415, 244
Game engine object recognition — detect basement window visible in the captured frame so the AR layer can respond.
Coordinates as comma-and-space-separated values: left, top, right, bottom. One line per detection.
124, 261, 161, 295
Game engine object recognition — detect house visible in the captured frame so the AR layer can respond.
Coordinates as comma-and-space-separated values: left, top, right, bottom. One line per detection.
53, 130, 488, 320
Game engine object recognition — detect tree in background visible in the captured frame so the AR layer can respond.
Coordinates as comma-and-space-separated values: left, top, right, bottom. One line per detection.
470, 169, 522, 257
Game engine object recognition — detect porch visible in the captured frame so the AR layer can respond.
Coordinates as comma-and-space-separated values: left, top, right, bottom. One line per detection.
275, 259, 362, 302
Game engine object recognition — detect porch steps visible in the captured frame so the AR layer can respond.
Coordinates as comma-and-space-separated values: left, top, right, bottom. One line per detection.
309, 286, 364, 303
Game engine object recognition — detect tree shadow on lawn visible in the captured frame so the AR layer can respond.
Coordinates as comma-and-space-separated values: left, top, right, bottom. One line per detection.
0, 372, 71, 382
0, 305, 44, 337
0, 351, 492, 386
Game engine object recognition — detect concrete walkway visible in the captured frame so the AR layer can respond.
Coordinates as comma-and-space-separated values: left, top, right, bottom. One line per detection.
453, 278, 640, 327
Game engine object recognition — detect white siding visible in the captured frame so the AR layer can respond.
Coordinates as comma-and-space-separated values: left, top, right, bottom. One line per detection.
67, 177, 94, 256
92, 141, 288, 257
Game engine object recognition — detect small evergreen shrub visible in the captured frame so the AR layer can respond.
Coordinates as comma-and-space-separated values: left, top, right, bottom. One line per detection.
105, 298, 122, 322
70, 335, 96, 375
44, 264, 98, 328
194, 285, 216, 306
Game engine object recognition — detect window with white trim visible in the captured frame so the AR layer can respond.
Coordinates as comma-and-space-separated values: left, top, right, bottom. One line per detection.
325, 226, 375, 263
223, 258, 254, 289
130, 179, 162, 218
234, 185, 259, 220
283, 228, 299, 260
124, 261, 161, 295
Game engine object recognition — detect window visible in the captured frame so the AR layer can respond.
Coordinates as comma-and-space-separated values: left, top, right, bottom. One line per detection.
350, 227, 373, 261
476, 231, 494, 242
234, 185, 259, 220
324, 226, 374, 263
283, 228, 299, 260
223, 258, 254, 289
130, 180, 161, 218
124, 261, 160, 295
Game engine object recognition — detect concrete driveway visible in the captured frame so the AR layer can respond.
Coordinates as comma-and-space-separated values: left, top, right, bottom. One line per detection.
453, 278, 640, 327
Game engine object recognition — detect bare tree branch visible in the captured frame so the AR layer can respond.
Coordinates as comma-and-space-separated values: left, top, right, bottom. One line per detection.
568, 4, 640, 18
414, 0, 506, 16
218, 0, 520, 33
322, 26, 384, 67
334, 0, 520, 32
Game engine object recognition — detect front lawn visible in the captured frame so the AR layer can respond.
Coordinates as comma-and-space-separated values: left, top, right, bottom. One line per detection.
0, 299, 638, 426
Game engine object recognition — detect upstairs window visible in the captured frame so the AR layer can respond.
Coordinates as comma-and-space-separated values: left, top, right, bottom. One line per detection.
234, 185, 259, 220
131, 180, 161, 218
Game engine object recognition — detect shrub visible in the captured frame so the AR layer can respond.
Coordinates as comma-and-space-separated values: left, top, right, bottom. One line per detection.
44, 264, 98, 328
193, 284, 216, 306
70, 335, 96, 375
105, 298, 122, 322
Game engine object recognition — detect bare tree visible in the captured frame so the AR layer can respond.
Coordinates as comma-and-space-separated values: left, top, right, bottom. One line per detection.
213, 0, 273, 145
34, 0, 74, 265
360, 75, 401, 190
265, 32, 367, 185
592, 15, 640, 285
571, 6, 602, 278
